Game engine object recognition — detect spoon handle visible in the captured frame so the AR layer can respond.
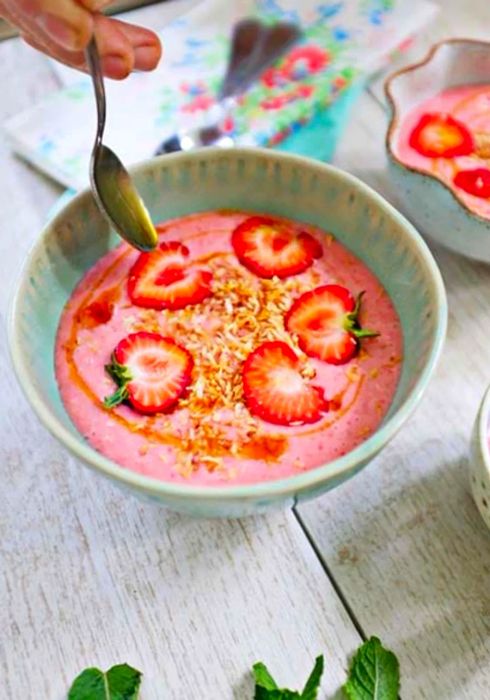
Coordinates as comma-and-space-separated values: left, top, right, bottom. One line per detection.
232, 21, 301, 95
85, 38, 107, 148
218, 18, 264, 101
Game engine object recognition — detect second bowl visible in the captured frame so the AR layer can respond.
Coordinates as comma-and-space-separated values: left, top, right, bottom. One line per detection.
386, 39, 490, 262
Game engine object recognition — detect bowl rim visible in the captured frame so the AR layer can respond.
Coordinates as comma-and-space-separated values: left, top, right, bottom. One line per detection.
8, 147, 448, 502
477, 384, 490, 474
385, 37, 490, 229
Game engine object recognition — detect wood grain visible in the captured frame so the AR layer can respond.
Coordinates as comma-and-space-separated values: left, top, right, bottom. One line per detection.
3, 1, 490, 698
298, 3, 490, 696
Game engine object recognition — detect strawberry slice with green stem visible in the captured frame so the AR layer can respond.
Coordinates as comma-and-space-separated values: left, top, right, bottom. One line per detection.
409, 112, 474, 158
231, 215, 323, 279
242, 340, 328, 426
285, 284, 378, 365
104, 332, 193, 415
128, 241, 212, 310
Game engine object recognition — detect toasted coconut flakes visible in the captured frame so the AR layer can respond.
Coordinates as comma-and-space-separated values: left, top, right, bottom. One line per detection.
357, 426, 371, 439
345, 365, 361, 382
301, 364, 316, 380
176, 453, 195, 479
150, 257, 316, 472
358, 347, 369, 361
123, 315, 137, 330
475, 131, 490, 158
138, 444, 149, 456
370, 367, 380, 379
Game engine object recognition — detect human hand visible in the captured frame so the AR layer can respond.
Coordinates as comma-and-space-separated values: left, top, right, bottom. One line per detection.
0, 0, 162, 80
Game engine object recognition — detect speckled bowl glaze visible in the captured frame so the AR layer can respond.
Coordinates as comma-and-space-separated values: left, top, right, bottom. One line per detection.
9, 148, 447, 518
385, 39, 490, 263
470, 385, 490, 530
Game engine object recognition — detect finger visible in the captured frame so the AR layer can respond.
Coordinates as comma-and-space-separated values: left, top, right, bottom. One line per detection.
15, 0, 93, 51
109, 17, 162, 71
93, 14, 134, 78
77, 0, 113, 9
1, 0, 161, 73
21, 31, 86, 69
21, 22, 133, 80
0, 0, 34, 33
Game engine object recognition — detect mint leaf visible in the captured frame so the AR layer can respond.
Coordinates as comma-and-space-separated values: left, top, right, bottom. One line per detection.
343, 637, 399, 700
103, 384, 129, 409
253, 662, 279, 691
104, 356, 132, 408
68, 663, 142, 700
301, 656, 324, 699
105, 357, 132, 385
253, 657, 324, 699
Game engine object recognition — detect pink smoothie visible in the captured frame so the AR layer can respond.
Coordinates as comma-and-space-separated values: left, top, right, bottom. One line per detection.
396, 84, 490, 219
55, 210, 402, 486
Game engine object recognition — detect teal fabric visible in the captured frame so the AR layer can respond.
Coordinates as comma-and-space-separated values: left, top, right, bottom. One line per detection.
276, 79, 366, 161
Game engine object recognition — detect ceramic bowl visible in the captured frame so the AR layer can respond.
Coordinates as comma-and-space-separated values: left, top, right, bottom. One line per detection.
470, 385, 490, 530
385, 38, 490, 263
9, 148, 447, 517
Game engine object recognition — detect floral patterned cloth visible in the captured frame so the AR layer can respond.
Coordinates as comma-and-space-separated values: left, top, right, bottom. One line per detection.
4, 0, 437, 190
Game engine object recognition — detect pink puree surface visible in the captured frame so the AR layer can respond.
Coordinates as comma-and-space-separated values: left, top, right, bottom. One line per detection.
396, 84, 490, 219
55, 211, 402, 486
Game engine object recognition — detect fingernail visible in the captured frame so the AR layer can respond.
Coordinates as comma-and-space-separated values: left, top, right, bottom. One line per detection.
37, 13, 79, 50
102, 54, 131, 79
134, 44, 161, 71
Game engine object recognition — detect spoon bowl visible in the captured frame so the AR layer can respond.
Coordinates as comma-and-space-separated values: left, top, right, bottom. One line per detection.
85, 38, 158, 252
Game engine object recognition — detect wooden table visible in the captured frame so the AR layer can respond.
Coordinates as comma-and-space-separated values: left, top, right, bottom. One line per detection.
2, 1, 490, 698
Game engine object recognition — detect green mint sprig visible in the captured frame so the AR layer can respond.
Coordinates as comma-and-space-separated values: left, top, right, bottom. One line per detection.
253, 655, 324, 699
68, 663, 141, 700
67, 637, 399, 699
343, 637, 400, 700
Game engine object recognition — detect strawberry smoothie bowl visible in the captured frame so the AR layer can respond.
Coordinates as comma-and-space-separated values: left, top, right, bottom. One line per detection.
386, 39, 490, 262
9, 149, 446, 517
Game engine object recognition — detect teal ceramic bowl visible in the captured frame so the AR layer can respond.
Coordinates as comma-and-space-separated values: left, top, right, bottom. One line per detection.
385, 39, 490, 262
470, 385, 490, 531
9, 148, 447, 517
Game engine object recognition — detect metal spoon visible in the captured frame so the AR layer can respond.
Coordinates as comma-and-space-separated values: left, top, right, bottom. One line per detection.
155, 20, 301, 155
85, 38, 158, 252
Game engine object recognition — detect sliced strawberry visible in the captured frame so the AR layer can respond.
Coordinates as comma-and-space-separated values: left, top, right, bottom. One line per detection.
104, 332, 193, 415
231, 216, 323, 279
128, 241, 212, 310
242, 341, 328, 426
285, 284, 378, 365
454, 168, 490, 199
409, 113, 474, 158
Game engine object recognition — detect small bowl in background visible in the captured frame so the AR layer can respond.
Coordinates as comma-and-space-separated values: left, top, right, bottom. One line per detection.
385, 38, 490, 263
470, 385, 490, 531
